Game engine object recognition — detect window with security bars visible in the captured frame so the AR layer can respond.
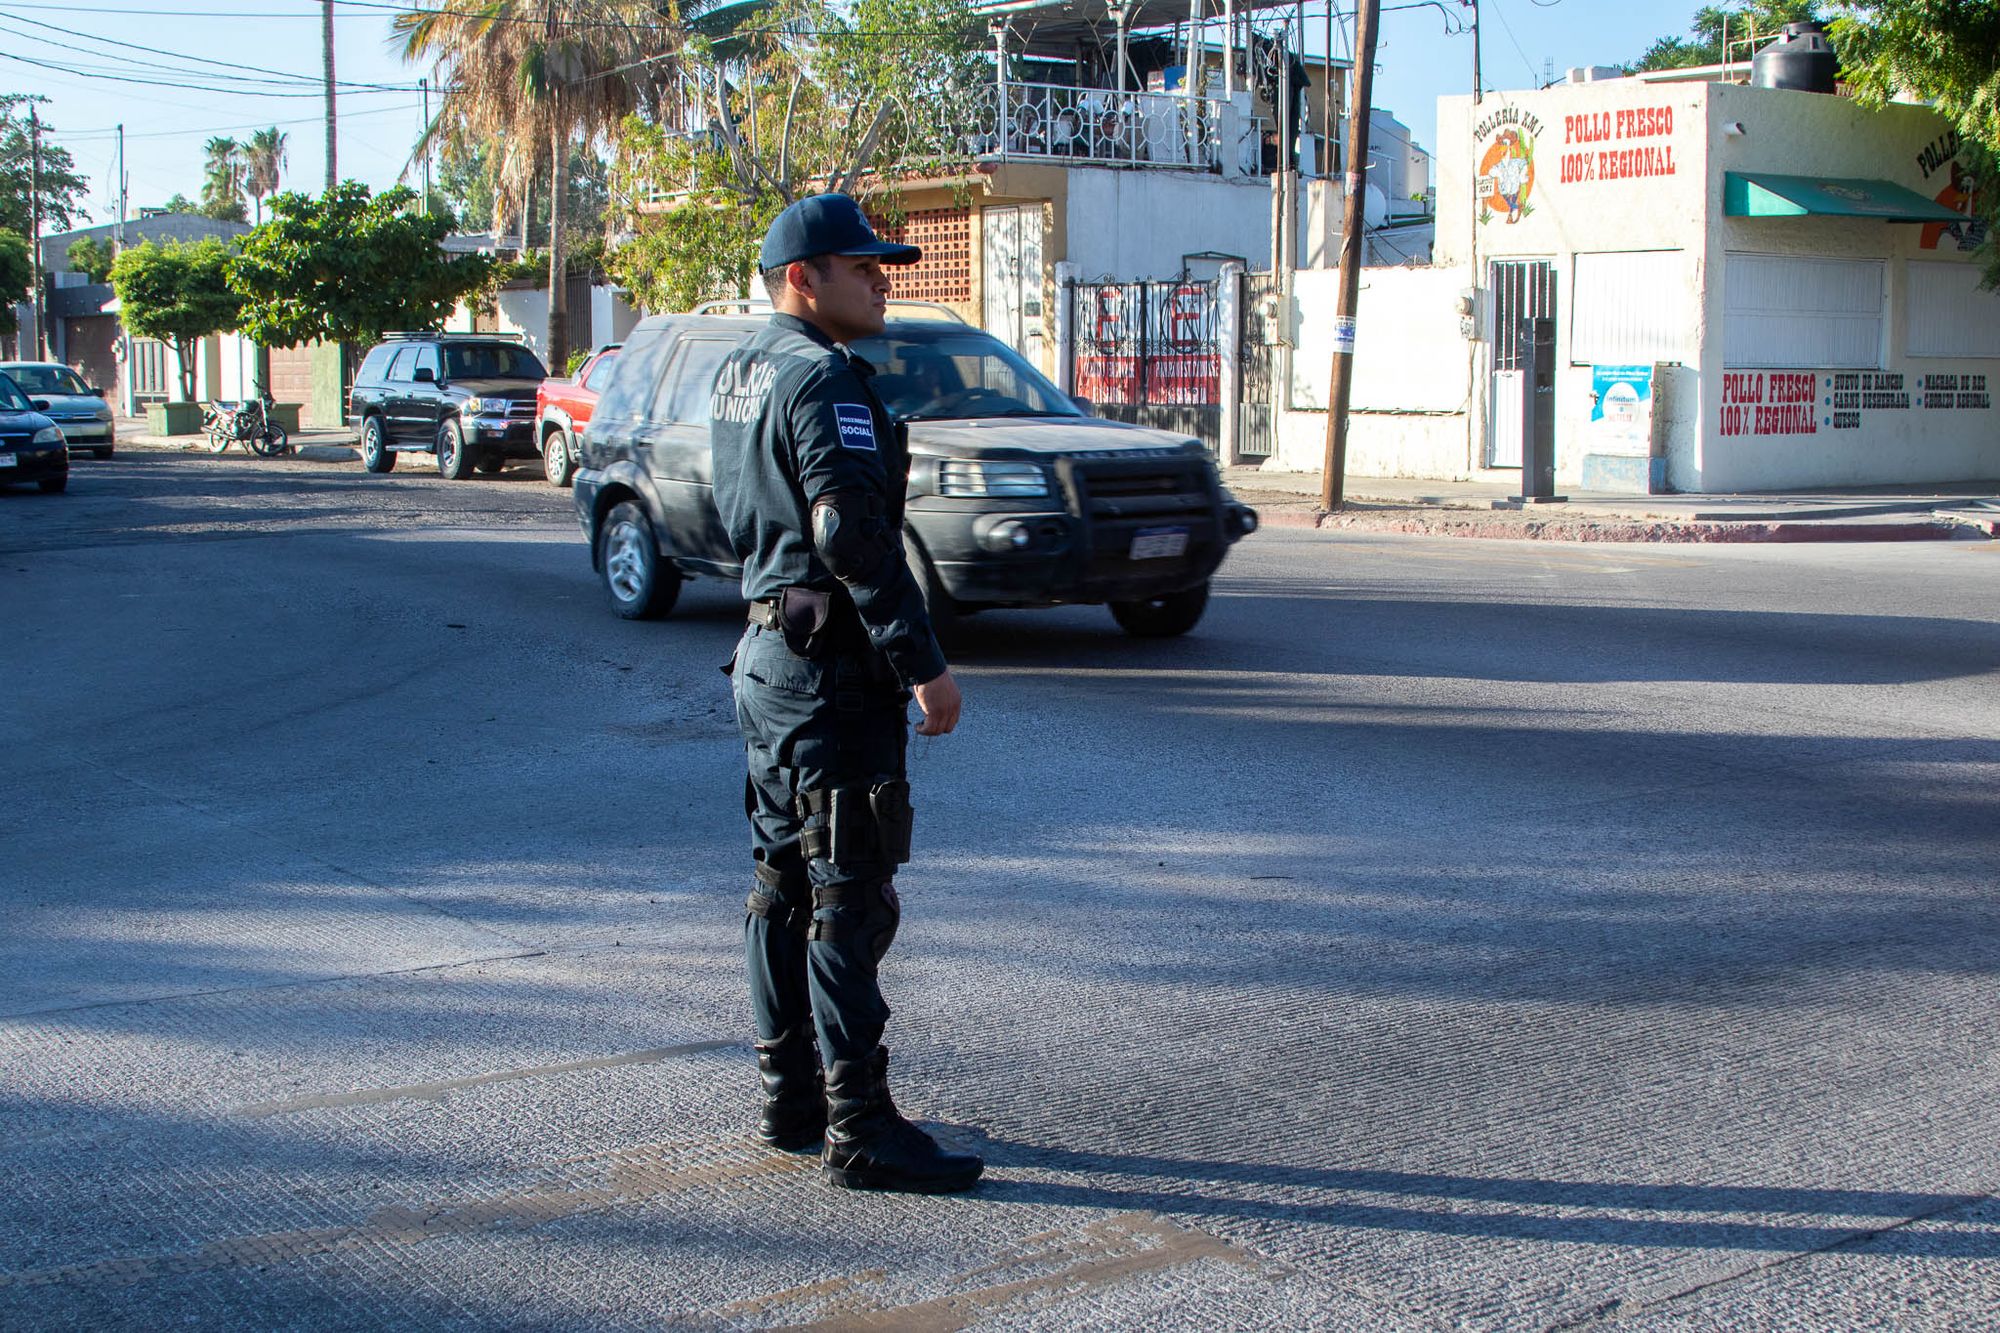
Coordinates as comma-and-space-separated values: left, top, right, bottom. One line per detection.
876, 207, 972, 303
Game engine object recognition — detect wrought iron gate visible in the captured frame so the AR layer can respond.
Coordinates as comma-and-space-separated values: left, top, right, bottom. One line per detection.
1487, 259, 1557, 467
1238, 271, 1281, 460
1067, 277, 1223, 454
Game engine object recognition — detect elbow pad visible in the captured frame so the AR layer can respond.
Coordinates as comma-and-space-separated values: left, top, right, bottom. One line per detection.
811, 491, 894, 581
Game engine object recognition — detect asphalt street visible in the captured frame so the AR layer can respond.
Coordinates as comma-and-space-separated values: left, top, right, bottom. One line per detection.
4, 450, 1999, 1330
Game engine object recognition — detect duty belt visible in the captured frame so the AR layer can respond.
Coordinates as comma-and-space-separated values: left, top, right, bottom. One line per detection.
747, 599, 783, 630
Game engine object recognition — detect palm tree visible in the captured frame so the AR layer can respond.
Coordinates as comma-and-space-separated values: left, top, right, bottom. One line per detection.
243, 127, 289, 224
398, 1, 678, 370
199, 136, 247, 222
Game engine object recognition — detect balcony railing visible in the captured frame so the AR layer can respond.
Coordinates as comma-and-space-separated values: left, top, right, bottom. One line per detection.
965, 81, 1267, 177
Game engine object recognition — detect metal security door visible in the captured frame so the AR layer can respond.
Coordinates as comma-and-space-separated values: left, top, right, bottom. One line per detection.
1486, 259, 1556, 467
1238, 271, 1280, 460
981, 205, 1044, 360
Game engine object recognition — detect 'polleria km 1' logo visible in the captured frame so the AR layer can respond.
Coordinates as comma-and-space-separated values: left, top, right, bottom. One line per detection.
1478, 128, 1536, 224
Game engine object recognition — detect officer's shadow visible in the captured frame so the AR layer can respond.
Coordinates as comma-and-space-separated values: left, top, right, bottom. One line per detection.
947, 1136, 2000, 1259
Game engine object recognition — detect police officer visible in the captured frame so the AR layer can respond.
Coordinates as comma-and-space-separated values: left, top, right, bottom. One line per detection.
711, 193, 982, 1194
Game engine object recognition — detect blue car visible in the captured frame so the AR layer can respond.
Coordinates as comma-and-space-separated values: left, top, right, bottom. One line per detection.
0, 372, 69, 493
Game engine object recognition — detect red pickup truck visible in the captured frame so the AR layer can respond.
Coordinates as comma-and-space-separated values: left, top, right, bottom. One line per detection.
535, 343, 621, 487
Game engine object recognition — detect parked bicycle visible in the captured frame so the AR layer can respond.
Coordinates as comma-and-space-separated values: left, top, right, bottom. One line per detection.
201, 387, 290, 457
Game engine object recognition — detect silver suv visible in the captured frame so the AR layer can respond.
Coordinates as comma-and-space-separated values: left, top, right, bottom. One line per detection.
572, 310, 1257, 638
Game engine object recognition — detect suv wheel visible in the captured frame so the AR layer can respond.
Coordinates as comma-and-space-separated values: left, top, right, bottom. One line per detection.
598, 500, 681, 619
1109, 581, 1209, 637
543, 427, 576, 487
907, 543, 960, 643
436, 418, 474, 480
475, 455, 505, 474
360, 417, 395, 472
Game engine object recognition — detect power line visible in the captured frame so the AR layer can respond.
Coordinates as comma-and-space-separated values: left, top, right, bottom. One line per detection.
59, 100, 426, 143
0, 48, 417, 98
0, 8, 421, 92
1483, 0, 1543, 86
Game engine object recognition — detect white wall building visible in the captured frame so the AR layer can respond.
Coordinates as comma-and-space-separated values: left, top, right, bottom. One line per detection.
1271, 70, 1998, 491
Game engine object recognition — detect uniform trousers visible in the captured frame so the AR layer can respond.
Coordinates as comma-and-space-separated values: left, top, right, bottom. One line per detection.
732, 621, 908, 1066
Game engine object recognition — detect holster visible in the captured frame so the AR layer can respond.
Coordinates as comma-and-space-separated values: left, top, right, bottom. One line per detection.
778, 586, 834, 657
798, 780, 914, 867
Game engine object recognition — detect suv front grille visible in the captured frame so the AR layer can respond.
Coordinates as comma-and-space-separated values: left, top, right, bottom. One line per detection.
1056, 456, 1221, 581
1060, 457, 1214, 522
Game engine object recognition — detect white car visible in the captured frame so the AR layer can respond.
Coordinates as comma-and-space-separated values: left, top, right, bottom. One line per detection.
0, 362, 115, 458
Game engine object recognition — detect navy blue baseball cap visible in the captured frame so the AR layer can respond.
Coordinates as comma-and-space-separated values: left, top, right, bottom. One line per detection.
759, 193, 921, 271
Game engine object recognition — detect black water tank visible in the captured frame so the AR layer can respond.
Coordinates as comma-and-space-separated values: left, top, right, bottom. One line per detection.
1751, 22, 1838, 94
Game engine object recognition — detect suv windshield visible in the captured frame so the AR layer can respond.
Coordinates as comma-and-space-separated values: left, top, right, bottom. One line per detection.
443, 343, 547, 381
853, 329, 1080, 422
5, 365, 88, 395
0, 374, 30, 412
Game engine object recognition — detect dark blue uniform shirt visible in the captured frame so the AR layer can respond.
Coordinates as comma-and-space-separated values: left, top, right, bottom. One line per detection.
710, 313, 947, 688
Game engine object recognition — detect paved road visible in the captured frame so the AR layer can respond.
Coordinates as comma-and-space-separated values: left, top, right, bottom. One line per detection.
5, 451, 1999, 1330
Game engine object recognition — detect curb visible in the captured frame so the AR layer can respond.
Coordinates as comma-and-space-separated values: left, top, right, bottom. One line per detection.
1254, 507, 1977, 543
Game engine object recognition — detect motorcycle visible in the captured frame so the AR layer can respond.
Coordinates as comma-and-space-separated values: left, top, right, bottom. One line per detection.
201, 388, 291, 457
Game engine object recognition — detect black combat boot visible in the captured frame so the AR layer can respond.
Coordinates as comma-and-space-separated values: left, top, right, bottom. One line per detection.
754, 1025, 825, 1152
822, 1047, 983, 1193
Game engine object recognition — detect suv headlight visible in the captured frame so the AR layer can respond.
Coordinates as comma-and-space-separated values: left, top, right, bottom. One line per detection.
461, 396, 488, 414
31, 425, 62, 445
936, 460, 1048, 498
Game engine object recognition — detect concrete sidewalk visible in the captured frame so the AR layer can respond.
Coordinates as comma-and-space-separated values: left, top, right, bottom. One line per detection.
111, 419, 1995, 541
1225, 466, 2000, 543
114, 417, 360, 462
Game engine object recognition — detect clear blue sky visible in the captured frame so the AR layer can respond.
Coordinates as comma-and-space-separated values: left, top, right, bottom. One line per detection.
11, 0, 1694, 229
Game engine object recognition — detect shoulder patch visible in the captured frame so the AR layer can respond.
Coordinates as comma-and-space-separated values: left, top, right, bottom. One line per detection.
833, 402, 877, 451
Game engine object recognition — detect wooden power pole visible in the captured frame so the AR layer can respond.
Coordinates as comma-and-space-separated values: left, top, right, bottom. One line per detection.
28, 104, 43, 361
1318, 0, 1381, 512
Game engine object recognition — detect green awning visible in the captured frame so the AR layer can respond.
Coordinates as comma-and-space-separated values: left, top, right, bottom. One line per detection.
1725, 172, 1965, 223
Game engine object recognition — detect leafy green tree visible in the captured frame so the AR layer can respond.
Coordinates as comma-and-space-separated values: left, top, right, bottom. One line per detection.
109, 239, 243, 401
0, 95, 91, 236
1835, 0, 2000, 283
608, 0, 983, 312
67, 236, 115, 284
0, 230, 30, 337
1633, 2, 1822, 71
160, 193, 199, 215
227, 182, 493, 350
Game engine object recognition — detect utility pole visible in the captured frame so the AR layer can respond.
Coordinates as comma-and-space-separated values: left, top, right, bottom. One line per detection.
1471, 0, 1482, 105
28, 104, 44, 361
1317, 0, 1380, 512
322, 0, 337, 190
119, 122, 135, 418
421, 77, 432, 208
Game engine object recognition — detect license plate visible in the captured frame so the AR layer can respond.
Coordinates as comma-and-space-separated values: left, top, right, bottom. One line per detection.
1129, 527, 1188, 560
0, 453, 15, 468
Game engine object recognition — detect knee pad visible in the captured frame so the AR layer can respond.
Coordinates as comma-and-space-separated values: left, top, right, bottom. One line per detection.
746, 860, 812, 935
810, 879, 901, 963
796, 780, 913, 867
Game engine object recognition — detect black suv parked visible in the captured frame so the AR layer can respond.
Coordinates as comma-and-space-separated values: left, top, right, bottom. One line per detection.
573, 310, 1258, 637
347, 333, 548, 478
